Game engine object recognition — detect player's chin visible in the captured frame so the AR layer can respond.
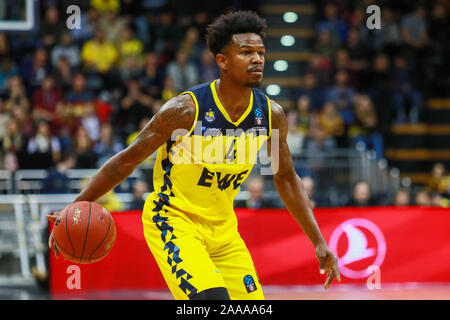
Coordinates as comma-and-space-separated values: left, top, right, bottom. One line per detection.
245, 79, 263, 88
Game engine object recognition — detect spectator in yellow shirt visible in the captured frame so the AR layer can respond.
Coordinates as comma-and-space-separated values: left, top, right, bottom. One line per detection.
81, 177, 124, 212
81, 27, 118, 74
97, 189, 124, 212
317, 101, 345, 146
90, 0, 120, 14
161, 76, 178, 103
117, 25, 144, 68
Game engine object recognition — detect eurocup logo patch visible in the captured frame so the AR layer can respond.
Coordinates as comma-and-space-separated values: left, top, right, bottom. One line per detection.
329, 218, 386, 279
255, 107, 263, 125
205, 108, 215, 122
243, 275, 257, 293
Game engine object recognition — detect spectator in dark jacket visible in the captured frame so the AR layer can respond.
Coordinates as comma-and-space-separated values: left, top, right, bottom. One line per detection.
235, 176, 273, 209
346, 181, 378, 207
41, 153, 76, 193
128, 180, 149, 210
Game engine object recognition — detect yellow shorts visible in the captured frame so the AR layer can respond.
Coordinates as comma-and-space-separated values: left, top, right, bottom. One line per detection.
142, 197, 264, 300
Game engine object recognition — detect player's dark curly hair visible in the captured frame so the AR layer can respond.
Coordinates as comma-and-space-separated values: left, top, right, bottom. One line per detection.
206, 11, 267, 56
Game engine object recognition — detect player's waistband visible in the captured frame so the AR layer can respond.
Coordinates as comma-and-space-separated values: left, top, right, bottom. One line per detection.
145, 193, 236, 227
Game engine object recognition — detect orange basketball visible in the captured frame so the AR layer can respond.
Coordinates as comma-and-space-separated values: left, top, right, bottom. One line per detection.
52, 201, 116, 264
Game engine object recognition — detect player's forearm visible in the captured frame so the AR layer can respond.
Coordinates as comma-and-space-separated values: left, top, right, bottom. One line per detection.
74, 152, 138, 203
274, 171, 326, 247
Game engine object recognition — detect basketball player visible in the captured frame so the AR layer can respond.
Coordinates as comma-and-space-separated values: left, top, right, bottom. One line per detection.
48, 11, 340, 300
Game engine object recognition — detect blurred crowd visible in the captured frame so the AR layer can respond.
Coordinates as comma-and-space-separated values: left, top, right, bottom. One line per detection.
0, 0, 247, 173
0, 0, 448, 208
285, 0, 449, 161
275, 0, 449, 209
236, 162, 450, 209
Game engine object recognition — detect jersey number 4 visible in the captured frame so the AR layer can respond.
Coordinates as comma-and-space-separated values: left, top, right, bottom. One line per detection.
225, 138, 237, 161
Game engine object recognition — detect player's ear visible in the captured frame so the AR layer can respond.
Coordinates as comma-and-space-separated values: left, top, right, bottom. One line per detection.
216, 53, 228, 70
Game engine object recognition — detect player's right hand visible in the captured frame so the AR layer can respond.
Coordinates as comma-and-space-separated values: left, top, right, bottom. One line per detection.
46, 211, 61, 258
315, 242, 341, 289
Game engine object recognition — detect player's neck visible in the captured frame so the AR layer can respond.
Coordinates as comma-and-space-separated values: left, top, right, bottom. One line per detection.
215, 78, 253, 122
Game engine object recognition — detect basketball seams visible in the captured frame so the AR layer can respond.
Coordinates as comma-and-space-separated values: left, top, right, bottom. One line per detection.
64, 205, 76, 260
53, 238, 70, 257
54, 202, 116, 264
79, 202, 93, 263
87, 209, 112, 263
54, 238, 111, 262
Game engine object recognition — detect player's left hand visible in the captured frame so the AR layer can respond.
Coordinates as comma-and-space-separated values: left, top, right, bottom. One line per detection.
47, 211, 61, 258
315, 243, 341, 289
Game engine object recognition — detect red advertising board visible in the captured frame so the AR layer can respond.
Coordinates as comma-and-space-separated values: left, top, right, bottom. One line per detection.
50, 206, 450, 294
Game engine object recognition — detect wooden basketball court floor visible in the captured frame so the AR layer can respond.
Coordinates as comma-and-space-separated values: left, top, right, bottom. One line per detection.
2, 283, 450, 300
49, 283, 450, 300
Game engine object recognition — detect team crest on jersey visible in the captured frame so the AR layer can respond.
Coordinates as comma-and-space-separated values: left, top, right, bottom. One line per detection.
205, 108, 215, 122
255, 107, 263, 125
243, 274, 257, 293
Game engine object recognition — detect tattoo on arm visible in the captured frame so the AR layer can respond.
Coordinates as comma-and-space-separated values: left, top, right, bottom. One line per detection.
75, 94, 196, 202
124, 94, 196, 164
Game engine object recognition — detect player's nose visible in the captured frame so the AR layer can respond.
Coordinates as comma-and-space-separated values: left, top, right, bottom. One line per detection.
248, 52, 263, 64
252, 54, 263, 65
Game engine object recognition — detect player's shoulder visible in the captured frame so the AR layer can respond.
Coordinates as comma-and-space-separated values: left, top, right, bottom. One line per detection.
267, 98, 286, 129
179, 81, 215, 108
162, 93, 196, 114
267, 97, 284, 112
157, 94, 197, 132
159, 81, 218, 129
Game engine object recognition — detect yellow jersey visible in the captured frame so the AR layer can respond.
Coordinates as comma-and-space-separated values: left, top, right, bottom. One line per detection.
147, 79, 272, 229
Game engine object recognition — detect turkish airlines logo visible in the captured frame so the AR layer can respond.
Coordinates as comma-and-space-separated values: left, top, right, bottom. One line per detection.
329, 218, 386, 279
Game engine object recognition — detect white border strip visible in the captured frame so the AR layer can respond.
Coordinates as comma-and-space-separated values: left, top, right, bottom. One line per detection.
0, 0, 35, 31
